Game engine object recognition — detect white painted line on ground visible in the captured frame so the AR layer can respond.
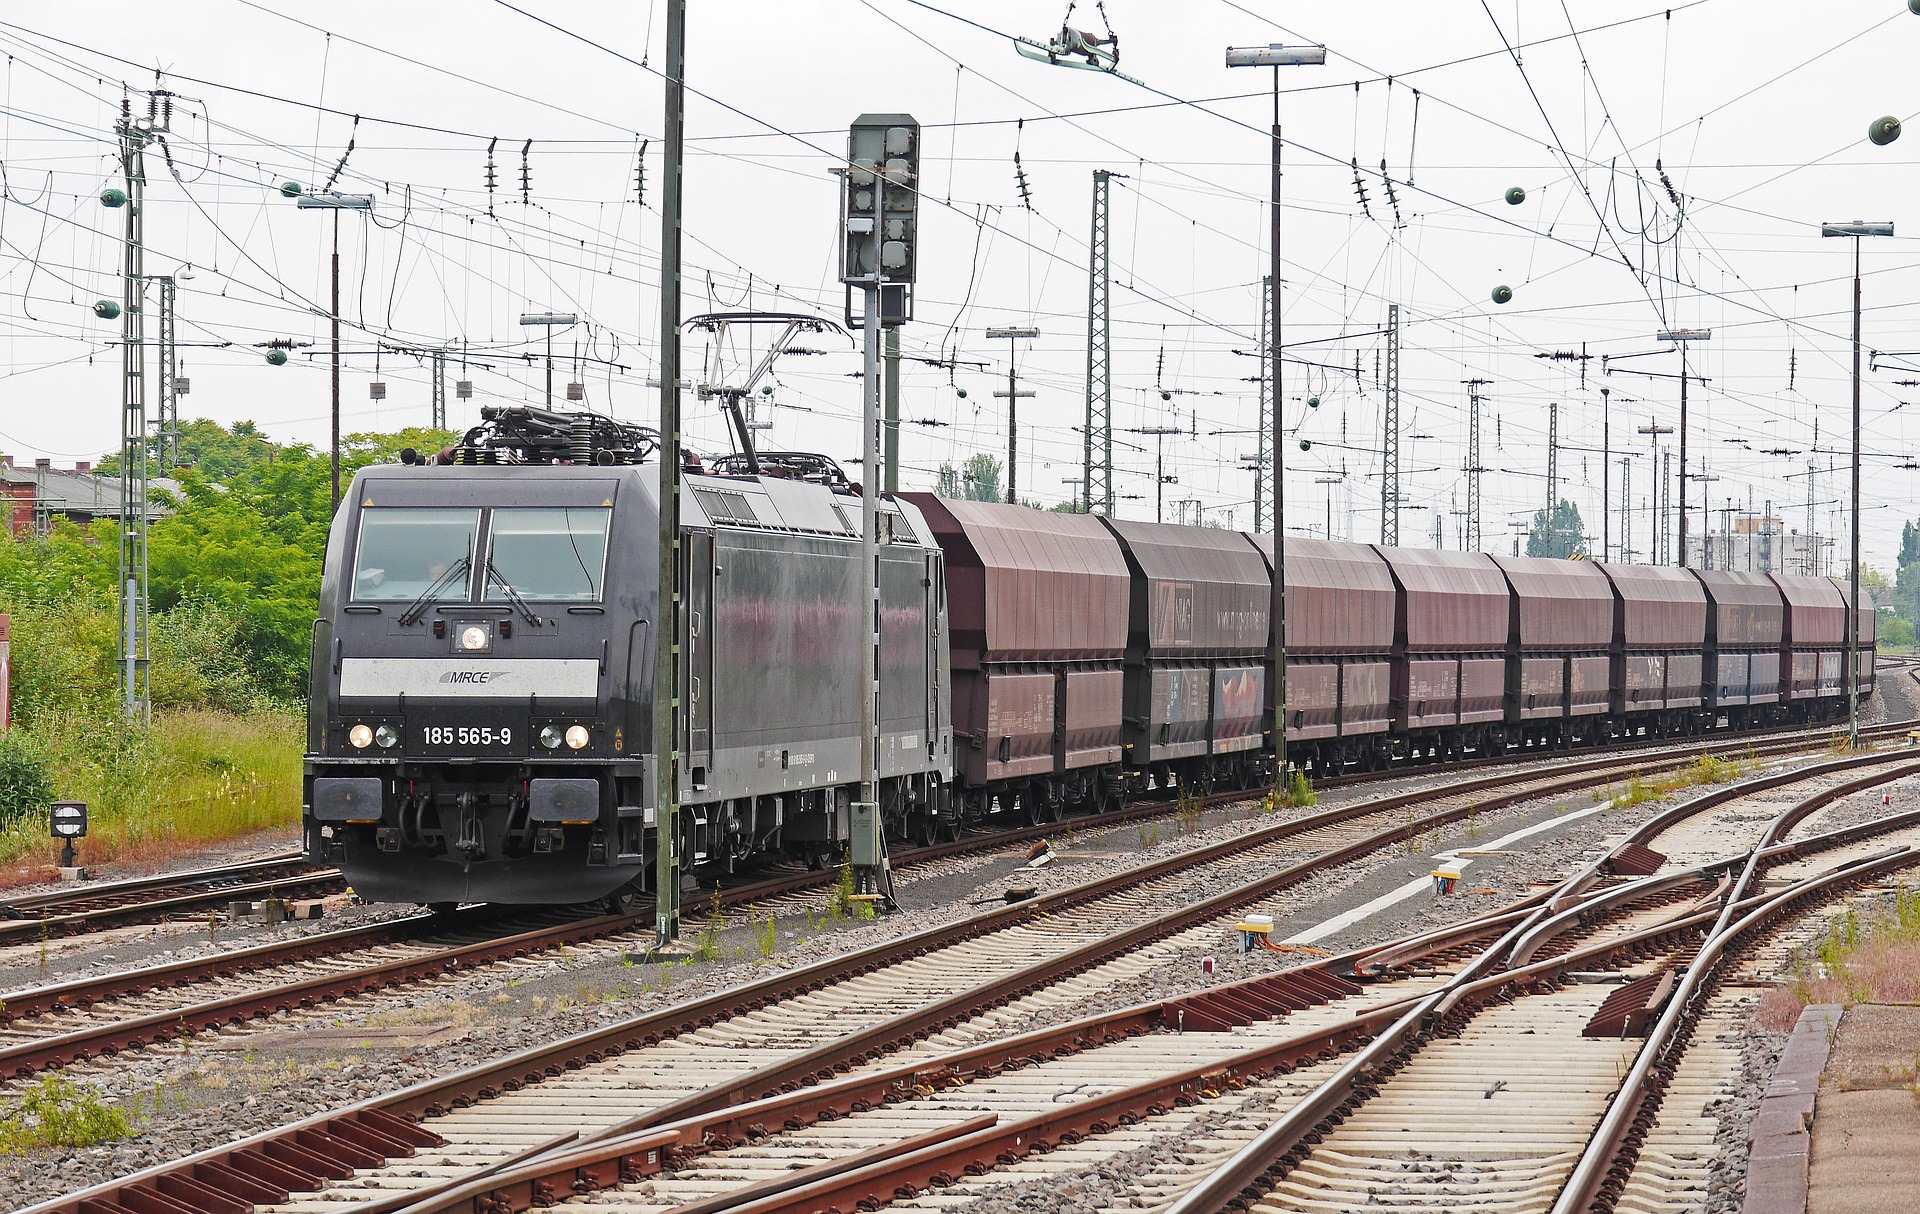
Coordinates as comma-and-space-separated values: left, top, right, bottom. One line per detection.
1281, 793, 1619, 945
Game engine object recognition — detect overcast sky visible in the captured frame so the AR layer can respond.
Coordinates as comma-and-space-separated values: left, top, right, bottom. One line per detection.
3, 1, 1919, 569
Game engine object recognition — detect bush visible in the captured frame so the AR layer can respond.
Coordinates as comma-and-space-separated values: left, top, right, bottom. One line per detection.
0, 731, 53, 830
6, 601, 119, 725
0, 1076, 131, 1153
150, 594, 286, 713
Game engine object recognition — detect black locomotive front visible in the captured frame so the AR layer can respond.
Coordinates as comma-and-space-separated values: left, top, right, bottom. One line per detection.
305, 462, 659, 906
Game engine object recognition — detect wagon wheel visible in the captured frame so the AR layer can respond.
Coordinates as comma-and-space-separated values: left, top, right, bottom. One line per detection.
602, 880, 642, 916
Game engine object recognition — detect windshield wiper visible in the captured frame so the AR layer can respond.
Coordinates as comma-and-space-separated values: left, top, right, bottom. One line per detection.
398, 555, 471, 626
486, 560, 543, 627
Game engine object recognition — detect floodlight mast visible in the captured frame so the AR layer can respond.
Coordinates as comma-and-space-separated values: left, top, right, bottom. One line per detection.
1226, 39, 1325, 797
293, 191, 373, 513
1821, 220, 1894, 748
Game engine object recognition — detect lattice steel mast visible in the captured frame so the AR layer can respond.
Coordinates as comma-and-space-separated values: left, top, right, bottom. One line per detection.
115, 95, 163, 723
1082, 169, 1115, 514
1463, 378, 1489, 553
1254, 276, 1273, 532
1382, 303, 1400, 545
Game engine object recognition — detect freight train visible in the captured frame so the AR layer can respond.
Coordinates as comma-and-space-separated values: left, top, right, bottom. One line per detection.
304, 410, 1875, 907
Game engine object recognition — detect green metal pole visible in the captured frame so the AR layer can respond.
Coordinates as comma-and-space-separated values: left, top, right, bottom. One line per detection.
653, 0, 686, 945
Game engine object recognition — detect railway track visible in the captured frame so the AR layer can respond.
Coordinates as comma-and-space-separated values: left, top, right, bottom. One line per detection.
3, 726, 1892, 1087
1, 709, 1896, 953
1153, 795, 1920, 1214
22, 732, 1920, 1214
223, 771, 1920, 1214
0, 856, 344, 947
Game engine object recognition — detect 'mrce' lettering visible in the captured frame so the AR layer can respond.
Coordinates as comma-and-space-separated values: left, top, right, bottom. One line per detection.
442, 671, 493, 684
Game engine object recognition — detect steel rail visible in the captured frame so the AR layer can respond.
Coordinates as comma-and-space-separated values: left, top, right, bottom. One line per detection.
0, 865, 345, 946
1165, 779, 1920, 1214
0, 710, 1895, 949
1551, 775, 1920, 1211
21, 735, 1774, 1214
8, 735, 1787, 1088
74, 793, 1920, 1214
459, 816, 1920, 1214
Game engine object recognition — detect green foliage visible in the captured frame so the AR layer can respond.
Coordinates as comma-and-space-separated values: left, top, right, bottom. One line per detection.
827, 861, 856, 921
1174, 780, 1201, 826
1614, 754, 1744, 808
692, 889, 724, 962
1526, 499, 1586, 559
1261, 768, 1317, 813
5, 421, 461, 715
1882, 614, 1916, 649
0, 731, 53, 830
935, 453, 1004, 503
0, 1076, 131, 1153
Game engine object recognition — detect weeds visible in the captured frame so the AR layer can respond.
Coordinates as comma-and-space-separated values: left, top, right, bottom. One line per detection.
1174, 783, 1201, 830
0, 1076, 131, 1153
1614, 755, 1747, 809
1756, 883, 1920, 1031
827, 862, 856, 922
1135, 821, 1159, 851
1261, 769, 1317, 814
754, 909, 778, 959
691, 889, 724, 962
1286, 769, 1317, 808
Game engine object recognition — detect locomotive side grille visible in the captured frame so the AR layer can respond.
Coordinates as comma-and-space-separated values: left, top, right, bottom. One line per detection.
694, 487, 759, 526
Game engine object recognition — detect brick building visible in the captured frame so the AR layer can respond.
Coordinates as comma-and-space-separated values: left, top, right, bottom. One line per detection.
0, 456, 173, 537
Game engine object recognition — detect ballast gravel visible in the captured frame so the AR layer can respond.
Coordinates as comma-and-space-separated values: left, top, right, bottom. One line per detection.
0, 736, 1889, 1208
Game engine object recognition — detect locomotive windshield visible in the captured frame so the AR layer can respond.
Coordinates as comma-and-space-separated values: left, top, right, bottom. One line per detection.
484, 507, 611, 602
352, 508, 480, 602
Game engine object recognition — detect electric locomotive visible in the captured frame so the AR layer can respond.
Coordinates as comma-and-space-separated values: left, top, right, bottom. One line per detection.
304, 406, 952, 908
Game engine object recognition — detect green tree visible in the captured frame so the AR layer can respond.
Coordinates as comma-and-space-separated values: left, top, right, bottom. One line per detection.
934, 453, 1004, 503
1880, 614, 1915, 649
1526, 499, 1586, 559
1901, 520, 1920, 568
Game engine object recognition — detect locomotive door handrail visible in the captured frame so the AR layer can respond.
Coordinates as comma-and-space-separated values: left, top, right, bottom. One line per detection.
925, 552, 942, 758
682, 531, 714, 768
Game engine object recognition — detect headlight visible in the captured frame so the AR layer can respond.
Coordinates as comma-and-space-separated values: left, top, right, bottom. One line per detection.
539, 724, 565, 749
373, 723, 399, 748
348, 723, 374, 749
565, 725, 590, 750
459, 624, 490, 651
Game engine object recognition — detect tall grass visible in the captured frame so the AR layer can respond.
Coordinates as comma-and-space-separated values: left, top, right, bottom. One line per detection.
0, 707, 301, 884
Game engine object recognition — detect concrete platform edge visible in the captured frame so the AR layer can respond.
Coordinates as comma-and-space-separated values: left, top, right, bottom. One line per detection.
1742, 1002, 1842, 1214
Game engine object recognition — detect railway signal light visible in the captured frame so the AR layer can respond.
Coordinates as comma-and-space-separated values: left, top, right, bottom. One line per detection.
840, 113, 919, 326
50, 801, 86, 870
